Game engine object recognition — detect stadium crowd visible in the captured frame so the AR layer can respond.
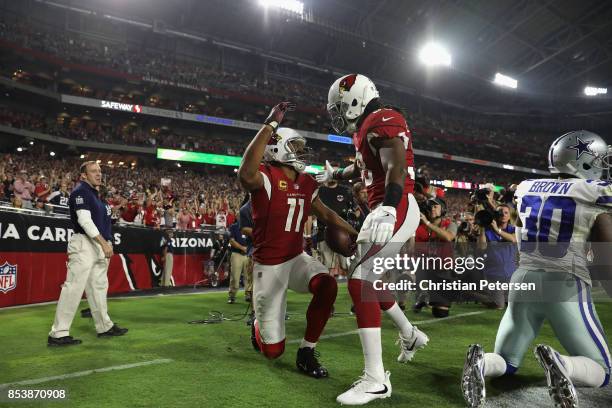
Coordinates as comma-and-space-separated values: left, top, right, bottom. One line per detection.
0, 17, 556, 169
0, 150, 243, 230
0, 106, 523, 186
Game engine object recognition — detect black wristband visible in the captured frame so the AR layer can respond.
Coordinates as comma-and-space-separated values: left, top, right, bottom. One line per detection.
383, 182, 403, 207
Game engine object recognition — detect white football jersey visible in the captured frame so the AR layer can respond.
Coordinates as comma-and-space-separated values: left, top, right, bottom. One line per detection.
515, 177, 612, 284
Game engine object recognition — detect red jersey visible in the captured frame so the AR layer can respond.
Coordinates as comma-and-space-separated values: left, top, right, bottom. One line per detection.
143, 205, 159, 227
251, 163, 319, 265
122, 203, 140, 222
35, 182, 50, 200
352, 107, 414, 208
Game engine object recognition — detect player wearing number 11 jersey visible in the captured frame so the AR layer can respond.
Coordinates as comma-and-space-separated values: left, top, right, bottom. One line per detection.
462, 130, 612, 408
238, 102, 358, 379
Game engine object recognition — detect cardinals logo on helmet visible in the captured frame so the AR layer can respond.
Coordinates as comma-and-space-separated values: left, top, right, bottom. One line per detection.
267, 133, 282, 145
339, 74, 358, 94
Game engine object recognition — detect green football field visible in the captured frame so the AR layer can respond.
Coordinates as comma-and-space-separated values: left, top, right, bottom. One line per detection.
1, 285, 610, 408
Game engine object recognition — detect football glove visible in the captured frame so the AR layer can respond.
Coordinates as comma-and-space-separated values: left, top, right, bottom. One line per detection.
365, 205, 396, 243
315, 160, 335, 184
264, 101, 295, 131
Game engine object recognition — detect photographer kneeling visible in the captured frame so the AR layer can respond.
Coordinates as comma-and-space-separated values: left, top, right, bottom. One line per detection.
414, 197, 457, 317
476, 204, 518, 309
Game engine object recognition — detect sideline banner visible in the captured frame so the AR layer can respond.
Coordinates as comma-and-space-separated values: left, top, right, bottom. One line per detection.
0, 211, 220, 307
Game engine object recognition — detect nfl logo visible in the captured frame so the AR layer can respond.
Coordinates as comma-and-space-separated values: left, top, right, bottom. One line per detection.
0, 261, 17, 293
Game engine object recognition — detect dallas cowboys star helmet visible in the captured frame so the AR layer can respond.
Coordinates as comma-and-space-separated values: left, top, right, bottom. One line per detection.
548, 130, 611, 180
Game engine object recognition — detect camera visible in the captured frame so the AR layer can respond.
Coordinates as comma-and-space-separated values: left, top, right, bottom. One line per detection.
418, 198, 433, 214
458, 221, 471, 234
474, 188, 490, 202
418, 197, 446, 217
474, 207, 505, 227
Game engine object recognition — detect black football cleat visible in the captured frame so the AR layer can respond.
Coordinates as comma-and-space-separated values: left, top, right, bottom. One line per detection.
81, 308, 92, 318
296, 347, 328, 378
97, 324, 128, 337
48, 335, 82, 347
412, 301, 428, 313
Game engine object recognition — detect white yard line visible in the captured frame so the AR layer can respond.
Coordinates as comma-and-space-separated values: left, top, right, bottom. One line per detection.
0, 359, 173, 389
0, 289, 226, 311
287, 311, 486, 344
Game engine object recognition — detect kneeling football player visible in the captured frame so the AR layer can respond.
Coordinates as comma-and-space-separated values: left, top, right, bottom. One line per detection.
238, 102, 358, 378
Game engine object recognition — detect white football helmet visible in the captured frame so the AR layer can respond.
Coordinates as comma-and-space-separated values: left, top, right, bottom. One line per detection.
327, 74, 379, 134
263, 127, 309, 172
548, 130, 611, 180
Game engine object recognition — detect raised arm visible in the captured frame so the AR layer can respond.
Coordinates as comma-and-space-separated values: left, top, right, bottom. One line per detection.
238, 102, 294, 192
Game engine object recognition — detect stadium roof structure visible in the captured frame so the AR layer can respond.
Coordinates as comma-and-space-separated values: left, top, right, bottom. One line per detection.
19, 0, 612, 121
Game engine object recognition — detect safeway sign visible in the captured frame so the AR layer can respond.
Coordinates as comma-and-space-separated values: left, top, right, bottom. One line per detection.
101, 100, 142, 113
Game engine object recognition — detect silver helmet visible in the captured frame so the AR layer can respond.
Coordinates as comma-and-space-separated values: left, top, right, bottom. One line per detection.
548, 130, 611, 180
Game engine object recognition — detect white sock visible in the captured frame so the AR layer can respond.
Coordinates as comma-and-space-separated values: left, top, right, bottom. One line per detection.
559, 355, 606, 387
484, 353, 507, 378
384, 303, 414, 338
300, 339, 317, 349
358, 328, 385, 383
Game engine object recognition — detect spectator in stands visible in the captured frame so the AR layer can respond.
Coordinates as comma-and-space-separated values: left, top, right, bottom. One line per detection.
1, 168, 13, 202
143, 198, 160, 228
34, 175, 51, 202
120, 195, 140, 223
12, 170, 34, 209
161, 199, 175, 228
177, 203, 195, 230
215, 207, 228, 229
11, 196, 23, 209
48, 181, 70, 207
477, 204, 518, 309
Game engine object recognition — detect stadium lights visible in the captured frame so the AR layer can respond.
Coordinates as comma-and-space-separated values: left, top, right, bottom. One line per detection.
259, 0, 304, 15
494, 73, 518, 89
50, 151, 56, 157
17, 147, 23, 152
584, 86, 607, 96
80, 154, 85, 159
418, 43, 452, 67
29, 141, 34, 145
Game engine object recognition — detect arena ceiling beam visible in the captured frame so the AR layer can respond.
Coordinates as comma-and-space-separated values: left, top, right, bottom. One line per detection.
469, 0, 555, 57
451, 0, 550, 60
520, 5, 612, 75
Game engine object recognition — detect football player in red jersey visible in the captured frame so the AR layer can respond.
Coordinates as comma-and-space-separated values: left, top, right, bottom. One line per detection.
317, 74, 429, 405
238, 102, 358, 379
